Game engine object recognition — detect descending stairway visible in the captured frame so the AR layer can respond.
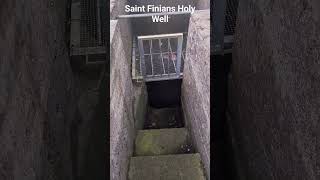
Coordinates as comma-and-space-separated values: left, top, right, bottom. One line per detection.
128, 107, 206, 180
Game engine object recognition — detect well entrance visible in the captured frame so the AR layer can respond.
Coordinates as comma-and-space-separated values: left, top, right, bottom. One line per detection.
144, 79, 184, 129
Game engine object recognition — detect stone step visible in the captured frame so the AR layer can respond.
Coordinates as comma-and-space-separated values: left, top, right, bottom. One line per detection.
134, 128, 189, 156
128, 153, 206, 180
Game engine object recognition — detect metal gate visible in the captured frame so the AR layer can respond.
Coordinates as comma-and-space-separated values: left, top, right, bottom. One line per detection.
212, 0, 239, 55
134, 33, 185, 82
70, 0, 107, 64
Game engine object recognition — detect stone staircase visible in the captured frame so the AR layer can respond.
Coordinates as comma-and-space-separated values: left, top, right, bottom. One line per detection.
128, 108, 206, 180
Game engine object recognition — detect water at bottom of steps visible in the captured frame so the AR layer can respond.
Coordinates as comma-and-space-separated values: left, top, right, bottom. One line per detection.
144, 107, 184, 129
128, 153, 206, 180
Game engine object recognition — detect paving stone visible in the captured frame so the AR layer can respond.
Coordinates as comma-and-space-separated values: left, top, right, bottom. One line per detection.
128, 153, 206, 180
135, 128, 188, 156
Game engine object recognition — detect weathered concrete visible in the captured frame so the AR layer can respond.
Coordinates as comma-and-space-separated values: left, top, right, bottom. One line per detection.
110, 0, 129, 19
111, 1, 148, 179
181, 10, 210, 179
0, 0, 76, 179
128, 153, 206, 180
110, 19, 135, 180
131, 15, 191, 36
133, 83, 148, 130
135, 128, 188, 156
229, 0, 320, 179
196, 0, 210, 10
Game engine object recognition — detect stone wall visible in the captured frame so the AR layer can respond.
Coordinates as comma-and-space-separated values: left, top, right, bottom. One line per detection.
0, 0, 76, 179
181, 10, 210, 179
133, 83, 148, 130
229, 0, 320, 179
110, 0, 128, 19
110, 1, 148, 179
110, 18, 135, 180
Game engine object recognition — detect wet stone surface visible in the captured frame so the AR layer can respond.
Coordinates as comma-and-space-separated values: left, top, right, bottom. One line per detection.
128, 153, 206, 180
134, 128, 195, 156
179, 143, 194, 154
144, 107, 184, 129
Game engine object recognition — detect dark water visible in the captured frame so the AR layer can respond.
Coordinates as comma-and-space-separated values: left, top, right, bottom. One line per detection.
143, 107, 184, 129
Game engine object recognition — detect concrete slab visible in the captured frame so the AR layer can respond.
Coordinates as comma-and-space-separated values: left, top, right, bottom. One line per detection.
135, 128, 188, 156
182, 9, 210, 179
230, 0, 320, 179
110, 20, 117, 43
128, 153, 206, 180
110, 15, 135, 180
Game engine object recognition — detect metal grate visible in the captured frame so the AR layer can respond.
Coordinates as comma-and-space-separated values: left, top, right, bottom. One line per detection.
87, 53, 106, 64
100, 0, 108, 45
132, 33, 187, 82
80, 0, 105, 47
212, 0, 239, 54
70, 0, 106, 65
224, 0, 239, 35
80, 0, 97, 47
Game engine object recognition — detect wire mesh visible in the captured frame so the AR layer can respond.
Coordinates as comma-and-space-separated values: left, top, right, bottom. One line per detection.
224, 0, 239, 35
80, 0, 105, 47
87, 53, 106, 63
133, 34, 187, 81
100, 0, 108, 45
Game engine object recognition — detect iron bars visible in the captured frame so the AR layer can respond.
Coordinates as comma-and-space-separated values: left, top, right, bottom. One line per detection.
136, 33, 184, 82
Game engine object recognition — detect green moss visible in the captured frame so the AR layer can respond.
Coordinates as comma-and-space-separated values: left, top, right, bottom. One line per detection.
137, 132, 154, 154
135, 128, 188, 156
136, 130, 162, 155
128, 154, 206, 180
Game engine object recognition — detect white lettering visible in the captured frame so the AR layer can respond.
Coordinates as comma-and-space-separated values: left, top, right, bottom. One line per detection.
178, 5, 195, 13
124, 5, 145, 13
125, 5, 130, 12
147, 5, 175, 13
152, 15, 169, 23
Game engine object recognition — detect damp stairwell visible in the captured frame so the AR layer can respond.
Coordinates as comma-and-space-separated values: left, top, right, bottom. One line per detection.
110, 1, 210, 179
128, 79, 206, 180
74, 0, 234, 179
2, 0, 318, 179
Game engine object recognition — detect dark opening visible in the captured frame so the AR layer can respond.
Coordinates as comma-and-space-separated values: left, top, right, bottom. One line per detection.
144, 80, 184, 129
82, 65, 108, 180
69, 61, 108, 180
142, 79, 194, 154
212, 53, 237, 180
146, 79, 182, 108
